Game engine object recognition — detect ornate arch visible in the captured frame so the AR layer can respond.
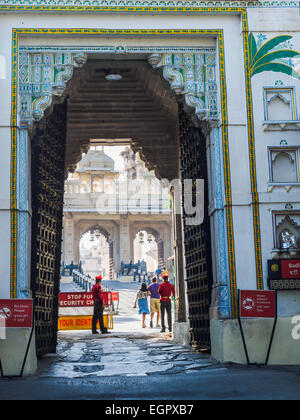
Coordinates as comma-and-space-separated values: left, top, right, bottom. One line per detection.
79, 223, 115, 280
148, 52, 218, 122
19, 52, 87, 127
133, 225, 165, 270
19, 51, 218, 127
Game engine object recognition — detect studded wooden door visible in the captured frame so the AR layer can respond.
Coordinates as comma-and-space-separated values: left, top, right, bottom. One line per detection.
179, 107, 213, 350
30, 101, 67, 356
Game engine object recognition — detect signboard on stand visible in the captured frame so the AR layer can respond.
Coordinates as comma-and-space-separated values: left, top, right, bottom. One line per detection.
0, 299, 34, 378
240, 290, 276, 318
58, 292, 113, 331
238, 290, 277, 366
0, 299, 33, 328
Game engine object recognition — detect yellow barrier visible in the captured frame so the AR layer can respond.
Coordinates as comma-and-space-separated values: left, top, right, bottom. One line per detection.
58, 314, 113, 331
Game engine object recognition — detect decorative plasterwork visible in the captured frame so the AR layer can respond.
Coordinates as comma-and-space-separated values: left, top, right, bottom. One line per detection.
19, 49, 218, 126
267, 184, 300, 192
11, 27, 237, 319
1, 0, 299, 9
263, 121, 300, 131
148, 52, 218, 121
19, 52, 87, 126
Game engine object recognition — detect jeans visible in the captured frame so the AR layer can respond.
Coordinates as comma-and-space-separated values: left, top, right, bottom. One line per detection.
92, 301, 105, 333
160, 301, 172, 331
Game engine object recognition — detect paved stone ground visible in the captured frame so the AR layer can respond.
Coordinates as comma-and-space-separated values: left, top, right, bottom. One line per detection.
54, 278, 219, 378
40, 333, 219, 379
1, 279, 300, 400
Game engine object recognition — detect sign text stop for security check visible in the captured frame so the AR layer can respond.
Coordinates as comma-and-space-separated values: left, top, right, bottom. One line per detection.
59, 292, 94, 307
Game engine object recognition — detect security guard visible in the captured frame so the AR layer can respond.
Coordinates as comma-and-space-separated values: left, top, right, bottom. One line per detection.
92, 275, 109, 335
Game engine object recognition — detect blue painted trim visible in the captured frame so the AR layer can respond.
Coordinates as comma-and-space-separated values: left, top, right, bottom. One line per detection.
211, 126, 231, 318
17, 212, 29, 298
17, 129, 28, 211
17, 129, 29, 298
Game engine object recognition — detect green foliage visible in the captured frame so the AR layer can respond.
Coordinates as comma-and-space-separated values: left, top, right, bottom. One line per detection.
249, 33, 300, 79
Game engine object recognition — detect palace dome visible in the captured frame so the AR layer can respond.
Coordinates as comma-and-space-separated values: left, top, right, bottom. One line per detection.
77, 149, 115, 171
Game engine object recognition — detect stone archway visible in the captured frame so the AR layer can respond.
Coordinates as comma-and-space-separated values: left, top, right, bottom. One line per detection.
19, 49, 218, 180
78, 224, 115, 281
131, 223, 172, 273
18, 42, 231, 355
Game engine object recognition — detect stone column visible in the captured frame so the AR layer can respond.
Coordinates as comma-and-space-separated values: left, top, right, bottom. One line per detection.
74, 222, 81, 265
208, 127, 231, 320
63, 213, 76, 266
173, 210, 187, 323
16, 128, 32, 298
119, 215, 132, 264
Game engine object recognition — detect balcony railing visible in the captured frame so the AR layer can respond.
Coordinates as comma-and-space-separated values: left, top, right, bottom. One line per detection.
64, 180, 171, 214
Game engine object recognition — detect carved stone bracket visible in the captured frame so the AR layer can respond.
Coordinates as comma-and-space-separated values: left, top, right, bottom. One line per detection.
19, 52, 87, 127
148, 52, 218, 122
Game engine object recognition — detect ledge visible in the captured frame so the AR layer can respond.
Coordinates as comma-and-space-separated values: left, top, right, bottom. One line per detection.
267, 183, 300, 193
263, 121, 300, 131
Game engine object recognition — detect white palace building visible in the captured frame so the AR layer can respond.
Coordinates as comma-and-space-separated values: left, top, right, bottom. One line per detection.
0, 0, 299, 374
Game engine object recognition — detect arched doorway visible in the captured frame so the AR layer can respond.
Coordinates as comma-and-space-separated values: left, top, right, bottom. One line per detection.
134, 228, 165, 275
80, 229, 110, 280
28, 53, 214, 356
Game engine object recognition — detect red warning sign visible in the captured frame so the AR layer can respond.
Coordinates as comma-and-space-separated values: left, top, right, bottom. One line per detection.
59, 292, 94, 307
0, 299, 33, 328
240, 291, 276, 318
59, 292, 112, 307
281, 260, 300, 279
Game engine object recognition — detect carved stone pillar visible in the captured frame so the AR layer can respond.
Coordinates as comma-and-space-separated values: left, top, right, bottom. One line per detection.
119, 215, 132, 264
173, 205, 187, 323
63, 213, 75, 266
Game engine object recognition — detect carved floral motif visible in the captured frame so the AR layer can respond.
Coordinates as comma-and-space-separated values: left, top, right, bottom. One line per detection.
19, 52, 87, 126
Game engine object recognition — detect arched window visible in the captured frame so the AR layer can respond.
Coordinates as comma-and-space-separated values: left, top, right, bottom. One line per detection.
275, 214, 300, 250
267, 94, 292, 121
264, 88, 297, 121
270, 150, 298, 183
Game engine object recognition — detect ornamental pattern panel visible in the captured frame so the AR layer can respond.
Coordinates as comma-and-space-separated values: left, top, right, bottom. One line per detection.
0, 1, 298, 8
19, 52, 87, 126
19, 49, 218, 125
148, 52, 218, 121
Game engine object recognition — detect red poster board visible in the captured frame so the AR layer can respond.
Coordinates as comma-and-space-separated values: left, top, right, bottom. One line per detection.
59, 292, 94, 307
102, 292, 112, 306
0, 299, 33, 328
281, 260, 300, 279
111, 292, 119, 302
59, 292, 112, 307
240, 290, 276, 318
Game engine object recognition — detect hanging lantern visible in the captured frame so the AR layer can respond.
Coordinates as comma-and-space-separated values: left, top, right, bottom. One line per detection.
90, 230, 95, 242
139, 232, 145, 244
95, 228, 100, 239
147, 233, 153, 243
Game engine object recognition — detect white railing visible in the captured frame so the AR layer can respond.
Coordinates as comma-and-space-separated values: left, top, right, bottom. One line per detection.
72, 270, 94, 291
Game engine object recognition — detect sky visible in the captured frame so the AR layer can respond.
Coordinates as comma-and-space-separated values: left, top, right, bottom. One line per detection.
103, 146, 127, 171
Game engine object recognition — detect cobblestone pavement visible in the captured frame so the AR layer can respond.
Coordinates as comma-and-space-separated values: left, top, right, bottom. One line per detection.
40, 333, 222, 379
54, 279, 222, 378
